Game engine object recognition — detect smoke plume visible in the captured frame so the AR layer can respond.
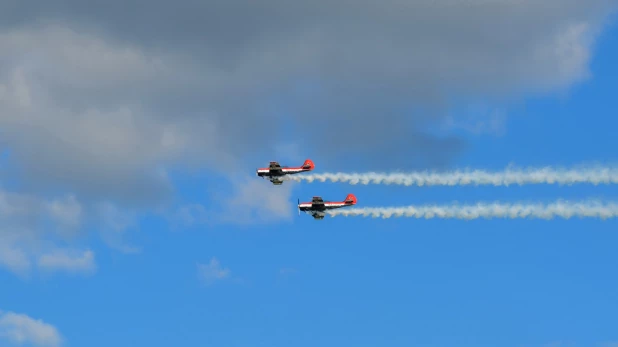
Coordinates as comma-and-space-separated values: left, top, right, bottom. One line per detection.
327, 200, 618, 220
289, 165, 618, 187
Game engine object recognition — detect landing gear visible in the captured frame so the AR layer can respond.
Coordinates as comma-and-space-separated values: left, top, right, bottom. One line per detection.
311, 212, 325, 220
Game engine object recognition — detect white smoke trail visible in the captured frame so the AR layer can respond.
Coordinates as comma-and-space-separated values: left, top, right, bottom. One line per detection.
327, 200, 618, 220
287, 165, 618, 186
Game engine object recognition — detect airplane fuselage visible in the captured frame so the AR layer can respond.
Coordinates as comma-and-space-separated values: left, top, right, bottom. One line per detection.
298, 194, 357, 219
298, 201, 351, 212
256, 159, 314, 185
256, 167, 309, 177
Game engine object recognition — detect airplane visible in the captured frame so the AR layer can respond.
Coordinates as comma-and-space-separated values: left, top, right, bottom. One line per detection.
256, 159, 315, 185
297, 194, 357, 219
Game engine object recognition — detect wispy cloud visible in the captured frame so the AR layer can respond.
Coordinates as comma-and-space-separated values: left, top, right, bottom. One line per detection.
0, 246, 30, 276
0, 188, 96, 277
168, 175, 295, 229
441, 107, 507, 137
44, 195, 82, 231
197, 257, 231, 286
218, 176, 295, 225
0, 311, 63, 347
37, 249, 96, 275
168, 203, 210, 231
93, 202, 141, 254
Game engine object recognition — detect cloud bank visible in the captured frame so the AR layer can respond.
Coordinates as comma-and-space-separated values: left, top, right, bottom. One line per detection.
2, 0, 616, 192
0, 0, 616, 276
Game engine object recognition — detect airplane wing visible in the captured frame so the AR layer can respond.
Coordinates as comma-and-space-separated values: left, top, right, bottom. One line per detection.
268, 161, 283, 174
311, 197, 325, 208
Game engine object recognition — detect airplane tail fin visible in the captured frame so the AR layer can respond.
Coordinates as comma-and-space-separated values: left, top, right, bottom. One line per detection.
302, 159, 315, 170
344, 194, 357, 205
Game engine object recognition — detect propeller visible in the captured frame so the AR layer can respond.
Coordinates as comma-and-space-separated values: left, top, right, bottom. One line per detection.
297, 198, 300, 216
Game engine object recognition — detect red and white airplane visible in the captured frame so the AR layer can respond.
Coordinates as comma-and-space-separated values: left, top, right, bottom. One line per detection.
298, 194, 357, 219
256, 159, 315, 185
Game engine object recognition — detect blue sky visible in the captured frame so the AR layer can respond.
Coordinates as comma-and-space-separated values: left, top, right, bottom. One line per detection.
1, 2, 618, 347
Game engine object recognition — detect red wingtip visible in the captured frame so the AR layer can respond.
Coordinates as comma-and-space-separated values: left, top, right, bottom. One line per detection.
302, 159, 315, 170
344, 194, 357, 205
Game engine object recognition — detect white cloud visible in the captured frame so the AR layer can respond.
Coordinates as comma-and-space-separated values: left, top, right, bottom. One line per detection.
0, 311, 62, 347
1, 2, 615, 199
0, 1, 616, 277
440, 107, 507, 137
533, 22, 594, 91
0, 187, 95, 277
169, 175, 296, 230
44, 195, 82, 233
0, 4, 613, 185
0, 246, 30, 275
219, 177, 295, 225
37, 249, 96, 275
170, 203, 210, 230
197, 257, 231, 285
0, 24, 227, 207
91, 202, 141, 254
